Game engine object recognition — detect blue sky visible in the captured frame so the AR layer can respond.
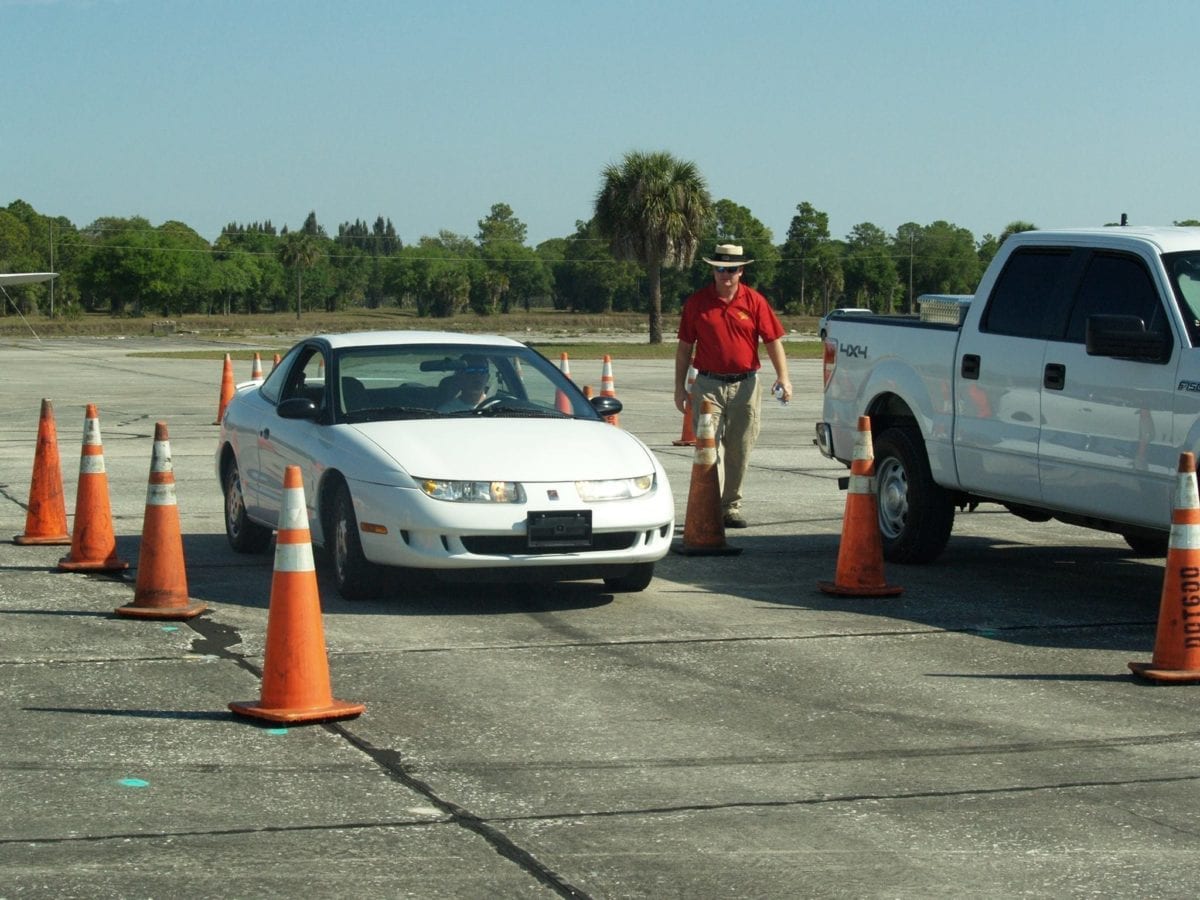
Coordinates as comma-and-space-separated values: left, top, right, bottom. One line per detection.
4, 0, 1197, 247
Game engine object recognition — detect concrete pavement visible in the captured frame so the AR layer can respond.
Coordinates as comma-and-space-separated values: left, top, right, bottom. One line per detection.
1, 335, 1198, 899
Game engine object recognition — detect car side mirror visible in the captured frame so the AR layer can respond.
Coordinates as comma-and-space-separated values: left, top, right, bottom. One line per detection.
1085, 314, 1171, 363
590, 395, 623, 417
277, 397, 321, 419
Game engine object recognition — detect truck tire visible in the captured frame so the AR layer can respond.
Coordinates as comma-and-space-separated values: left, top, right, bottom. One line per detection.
873, 427, 955, 564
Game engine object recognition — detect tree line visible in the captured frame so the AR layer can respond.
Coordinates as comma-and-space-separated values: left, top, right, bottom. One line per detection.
4, 151, 1186, 341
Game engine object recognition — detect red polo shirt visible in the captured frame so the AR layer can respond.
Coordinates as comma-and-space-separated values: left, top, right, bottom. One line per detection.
677, 283, 786, 373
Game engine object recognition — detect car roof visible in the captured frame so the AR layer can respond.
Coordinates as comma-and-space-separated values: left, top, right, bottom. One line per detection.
314, 331, 528, 351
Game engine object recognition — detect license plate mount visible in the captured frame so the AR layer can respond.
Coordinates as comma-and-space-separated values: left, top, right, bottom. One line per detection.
527, 510, 593, 549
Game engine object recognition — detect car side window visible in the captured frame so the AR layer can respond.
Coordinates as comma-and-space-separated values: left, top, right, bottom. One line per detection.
979, 248, 1075, 339
259, 346, 300, 404
279, 347, 328, 410
1065, 252, 1165, 343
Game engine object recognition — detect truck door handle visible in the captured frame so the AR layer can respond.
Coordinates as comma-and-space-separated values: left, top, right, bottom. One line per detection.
961, 354, 980, 380
1044, 363, 1066, 391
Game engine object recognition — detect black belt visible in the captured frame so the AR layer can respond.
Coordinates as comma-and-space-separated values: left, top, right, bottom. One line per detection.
698, 370, 756, 383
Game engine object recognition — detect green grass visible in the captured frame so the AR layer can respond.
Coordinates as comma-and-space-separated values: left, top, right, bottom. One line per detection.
2, 307, 826, 360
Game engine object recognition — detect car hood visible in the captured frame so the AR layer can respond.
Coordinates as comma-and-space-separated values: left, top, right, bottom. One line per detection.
347, 418, 660, 482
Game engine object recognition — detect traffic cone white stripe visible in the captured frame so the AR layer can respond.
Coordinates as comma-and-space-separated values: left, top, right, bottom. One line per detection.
695, 412, 717, 464
80, 455, 106, 474
279, 486, 307, 529
83, 417, 101, 445
852, 431, 874, 461
273, 483, 315, 572
274, 542, 315, 573
849, 474, 875, 494
146, 483, 177, 506
1168, 523, 1200, 550
1175, 472, 1199, 510
150, 439, 171, 473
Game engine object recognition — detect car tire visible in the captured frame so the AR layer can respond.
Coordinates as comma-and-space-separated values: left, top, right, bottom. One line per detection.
223, 458, 272, 553
603, 562, 654, 592
873, 427, 955, 564
1122, 532, 1168, 557
332, 482, 383, 600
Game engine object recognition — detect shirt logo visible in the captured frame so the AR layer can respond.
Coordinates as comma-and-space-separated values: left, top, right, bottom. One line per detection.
547, 489, 559, 500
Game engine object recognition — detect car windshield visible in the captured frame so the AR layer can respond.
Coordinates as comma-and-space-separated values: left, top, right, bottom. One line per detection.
334, 343, 600, 423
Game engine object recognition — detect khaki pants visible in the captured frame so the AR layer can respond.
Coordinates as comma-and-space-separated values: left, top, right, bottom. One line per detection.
690, 373, 761, 513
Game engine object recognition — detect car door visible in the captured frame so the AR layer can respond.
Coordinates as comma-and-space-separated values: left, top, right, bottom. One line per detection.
953, 247, 1082, 505
254, 345, 331, 527
1038, 250, 1179, 528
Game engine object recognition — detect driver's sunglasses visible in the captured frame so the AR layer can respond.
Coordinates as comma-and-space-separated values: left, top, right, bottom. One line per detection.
715, 266, 742, 274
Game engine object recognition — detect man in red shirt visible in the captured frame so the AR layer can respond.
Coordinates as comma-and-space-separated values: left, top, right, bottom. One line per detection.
674, 243, 792, 528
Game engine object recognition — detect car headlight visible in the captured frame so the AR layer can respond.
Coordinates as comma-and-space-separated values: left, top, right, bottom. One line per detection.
575, 474, 655, 502
418, 479, 525, 503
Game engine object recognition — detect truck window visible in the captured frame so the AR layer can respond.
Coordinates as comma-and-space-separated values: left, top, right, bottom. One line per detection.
980, 248, 1074, 339
1064, 252, 1165, 343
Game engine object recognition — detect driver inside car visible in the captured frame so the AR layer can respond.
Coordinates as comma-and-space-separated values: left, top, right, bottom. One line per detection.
437, 356, 491, 412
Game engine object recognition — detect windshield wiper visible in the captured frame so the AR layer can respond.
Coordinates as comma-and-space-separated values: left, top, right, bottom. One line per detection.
347, 406, 438, 422
470, 403, 566, 418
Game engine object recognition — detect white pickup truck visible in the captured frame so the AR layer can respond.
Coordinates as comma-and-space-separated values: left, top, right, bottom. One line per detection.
816, 226, 1200, 563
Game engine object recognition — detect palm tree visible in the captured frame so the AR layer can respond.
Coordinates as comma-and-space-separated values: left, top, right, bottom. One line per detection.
595, 151, 711, 343
277, 233, 322, 320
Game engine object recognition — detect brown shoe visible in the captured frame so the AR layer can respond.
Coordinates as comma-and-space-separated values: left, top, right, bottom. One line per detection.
723, 510, 748, 529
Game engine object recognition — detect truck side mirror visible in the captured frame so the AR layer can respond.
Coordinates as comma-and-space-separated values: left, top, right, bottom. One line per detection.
1085, 314, 1171, 363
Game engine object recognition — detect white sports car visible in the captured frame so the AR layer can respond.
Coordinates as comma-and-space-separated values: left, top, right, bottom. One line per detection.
216, 331, 674, 599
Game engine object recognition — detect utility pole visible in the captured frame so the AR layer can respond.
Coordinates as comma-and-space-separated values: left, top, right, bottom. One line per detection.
48, 221, 55, 318
907, 232, 914, 314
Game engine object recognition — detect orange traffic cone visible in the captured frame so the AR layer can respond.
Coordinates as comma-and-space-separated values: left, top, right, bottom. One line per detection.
583, 385, 594, 400
599, 354, 620, 426
116, 422, 207, 619
229, 465, 365, 724
272, 353, 281, 371
59, 404, 129, 573
1129, 452, 1200, 682
673, 400, 741, 556
250, 352, 264, 382
818, 415, 902, 597
673, 365, 698, 447
213, 354, 235, 425
556, 351, 573, 414
14, 398, 71, 545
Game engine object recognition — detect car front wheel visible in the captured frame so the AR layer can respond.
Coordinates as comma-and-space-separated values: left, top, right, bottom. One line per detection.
603, 562, 654, 592
223, 458, 272, 553
332, 482, 382, 600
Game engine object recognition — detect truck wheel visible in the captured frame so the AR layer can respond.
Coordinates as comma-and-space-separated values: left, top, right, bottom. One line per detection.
873, 427, 955, 564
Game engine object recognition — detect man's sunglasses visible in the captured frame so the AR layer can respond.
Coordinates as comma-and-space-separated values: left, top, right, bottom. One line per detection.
715, 266, 742, 274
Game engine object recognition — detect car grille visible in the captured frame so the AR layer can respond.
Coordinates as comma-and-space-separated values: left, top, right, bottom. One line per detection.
461, 531, 639, 555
